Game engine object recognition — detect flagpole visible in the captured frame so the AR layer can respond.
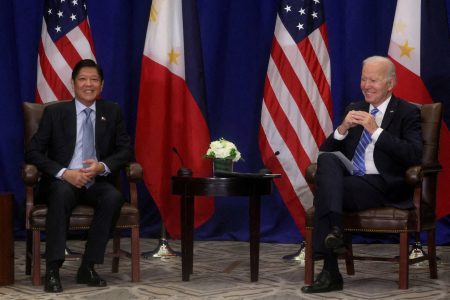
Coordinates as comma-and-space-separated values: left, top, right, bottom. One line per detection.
142, 223, 180, 259
282, 241, 305, 266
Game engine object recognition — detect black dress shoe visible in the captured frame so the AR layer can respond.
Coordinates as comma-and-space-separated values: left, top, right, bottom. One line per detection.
44, 269, 63, 293
325, 226, 347, 254
76, 266, 107, 287
301, 270, 343, 293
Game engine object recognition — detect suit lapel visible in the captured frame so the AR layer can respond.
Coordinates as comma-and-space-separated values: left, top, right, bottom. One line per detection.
95, 101, 107, 152
380, 96, 399, 129
65, 100, 77, 153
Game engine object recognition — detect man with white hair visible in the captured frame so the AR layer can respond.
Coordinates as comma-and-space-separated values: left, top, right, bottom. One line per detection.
302, 56, 423, 293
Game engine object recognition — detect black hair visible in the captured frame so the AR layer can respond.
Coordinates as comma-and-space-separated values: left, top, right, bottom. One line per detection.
71, 59, 104, 81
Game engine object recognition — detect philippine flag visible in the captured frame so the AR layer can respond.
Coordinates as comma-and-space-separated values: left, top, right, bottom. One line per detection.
135, 0, 214, 239
388, 0, 450, 219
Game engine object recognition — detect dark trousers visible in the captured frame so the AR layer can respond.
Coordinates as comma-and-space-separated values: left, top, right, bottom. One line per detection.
43, 180, 124, 267
313, 153, 388, 255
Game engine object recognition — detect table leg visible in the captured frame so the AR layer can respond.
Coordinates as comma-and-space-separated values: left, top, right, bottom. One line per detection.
181, 194, 189, 281
181, 193, 194, 281
249, 193, 261, 282
0, 193, 14, 286
187, 194, 195, 275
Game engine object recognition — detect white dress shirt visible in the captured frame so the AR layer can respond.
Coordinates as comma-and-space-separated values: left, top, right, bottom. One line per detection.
333, 96, 391, 174
56, 100, 110, 179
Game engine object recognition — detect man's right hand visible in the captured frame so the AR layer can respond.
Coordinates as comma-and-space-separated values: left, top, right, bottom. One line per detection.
337, 110, 358, 135
62, 169, 93, 188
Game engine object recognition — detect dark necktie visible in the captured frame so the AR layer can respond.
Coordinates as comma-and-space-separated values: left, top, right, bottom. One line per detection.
352, 107, 379, 176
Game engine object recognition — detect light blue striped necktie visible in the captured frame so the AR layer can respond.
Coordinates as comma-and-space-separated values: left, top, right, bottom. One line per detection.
352, 107, 379, 176
82, 108, 95, 187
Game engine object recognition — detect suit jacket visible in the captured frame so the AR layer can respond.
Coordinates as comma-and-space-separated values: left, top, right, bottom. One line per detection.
319, 95, 423, 208
25, 99, 132, 184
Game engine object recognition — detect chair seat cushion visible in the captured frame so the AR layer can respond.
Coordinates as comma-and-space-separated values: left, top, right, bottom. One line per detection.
305, 207, 417, 233
30, 203, 139, 230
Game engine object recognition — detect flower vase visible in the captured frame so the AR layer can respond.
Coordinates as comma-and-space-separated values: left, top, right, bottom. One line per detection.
213, 158, 233, 175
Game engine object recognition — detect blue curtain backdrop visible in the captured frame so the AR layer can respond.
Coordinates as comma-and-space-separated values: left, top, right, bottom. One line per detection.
1, 0, 450, 244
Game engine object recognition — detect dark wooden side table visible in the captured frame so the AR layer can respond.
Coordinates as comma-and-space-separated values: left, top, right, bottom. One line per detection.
0, 193, 14, 286
171, 172, 280, 282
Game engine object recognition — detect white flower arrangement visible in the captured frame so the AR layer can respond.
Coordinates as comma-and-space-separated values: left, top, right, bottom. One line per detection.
205, 138, 242, 162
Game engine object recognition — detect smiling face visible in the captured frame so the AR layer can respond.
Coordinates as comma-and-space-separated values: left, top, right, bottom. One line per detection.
71, 66, 104, 107
360, 59, 395, 107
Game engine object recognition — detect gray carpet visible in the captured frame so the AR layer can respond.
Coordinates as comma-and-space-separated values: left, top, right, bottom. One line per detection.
0, 239, 449, 299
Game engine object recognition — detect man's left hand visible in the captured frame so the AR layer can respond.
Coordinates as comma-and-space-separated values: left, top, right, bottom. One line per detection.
349, 110, 378, 134
81, 159, 104, 178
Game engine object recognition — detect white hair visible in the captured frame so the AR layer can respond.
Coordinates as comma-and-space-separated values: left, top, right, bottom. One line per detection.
363, 56, 396, 83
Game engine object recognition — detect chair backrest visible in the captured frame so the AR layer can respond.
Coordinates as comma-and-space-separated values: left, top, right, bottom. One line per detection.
419, 102, 442, 166
23, 100, 71, 146
416, 102, 443, 228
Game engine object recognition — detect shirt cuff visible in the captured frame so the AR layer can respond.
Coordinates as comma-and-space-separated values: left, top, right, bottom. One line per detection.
99, 162, 111, 176
56, 168, 66, 180
371, 127, 383, 142
333, 127, 348, 140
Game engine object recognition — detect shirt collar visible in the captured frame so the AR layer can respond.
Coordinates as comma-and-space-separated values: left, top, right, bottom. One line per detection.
75, 99, 96, 115
371, 95, 391, 115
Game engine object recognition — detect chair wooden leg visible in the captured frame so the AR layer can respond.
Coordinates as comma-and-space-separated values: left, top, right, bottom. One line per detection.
26, 230, 32, 275
399, 232, 409, 289
304, 228, 314, 285
112, 231, 120, 273
344, 233, 355, 275
427, 228, 437, 279
32, 231, 42, 286
131, 227, 140, 282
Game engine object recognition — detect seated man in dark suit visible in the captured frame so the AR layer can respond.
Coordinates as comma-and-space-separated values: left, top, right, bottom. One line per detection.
26, 59, 132, 293
301, 56, 423, 293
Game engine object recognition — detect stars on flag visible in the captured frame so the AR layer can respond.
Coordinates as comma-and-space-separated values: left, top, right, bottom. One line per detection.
280, 0, 324, 38
394, 20, 407, 35
150, 5, 158, 22
44, 0, 88, 41
168, 48, 181, 64
399, 40, 415, 58
283, 0, 321, 20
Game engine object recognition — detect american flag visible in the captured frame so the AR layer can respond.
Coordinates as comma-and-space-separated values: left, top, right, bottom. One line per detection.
258, 0, 333, 234
36, 0, 96, 103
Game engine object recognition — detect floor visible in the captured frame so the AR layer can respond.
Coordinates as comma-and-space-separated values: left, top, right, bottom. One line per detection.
0, 239, 449, 299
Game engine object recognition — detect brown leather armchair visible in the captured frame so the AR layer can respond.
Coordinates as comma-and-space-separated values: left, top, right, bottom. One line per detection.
22, 101, 142, 285
303, 102, 442, 289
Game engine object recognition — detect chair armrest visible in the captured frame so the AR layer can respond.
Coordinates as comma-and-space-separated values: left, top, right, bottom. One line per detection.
22, 163, 40, 186
126, 162, 143, 182
305, 163, 317, 184
307, 162, 442, 186
22, 163, 40, 229
405, 163, 442, 186
126, 162, 143, 207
